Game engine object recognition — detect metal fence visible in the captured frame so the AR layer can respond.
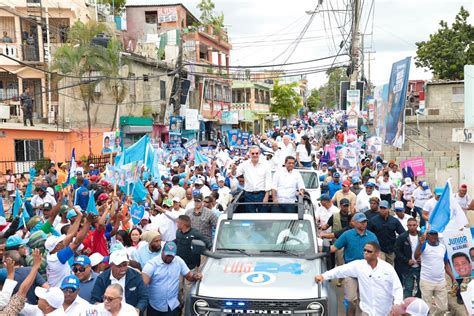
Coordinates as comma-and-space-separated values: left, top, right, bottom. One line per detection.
0, 153, 116, 175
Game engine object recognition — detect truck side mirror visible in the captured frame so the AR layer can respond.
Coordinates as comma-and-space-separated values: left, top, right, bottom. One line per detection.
191, 239, 206, 255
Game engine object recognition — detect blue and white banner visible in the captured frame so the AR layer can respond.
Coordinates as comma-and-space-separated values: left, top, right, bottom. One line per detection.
384, 57, 411, 148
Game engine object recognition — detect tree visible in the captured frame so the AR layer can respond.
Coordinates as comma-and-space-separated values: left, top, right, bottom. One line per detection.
102, 0, 127, 16
415, 6, 474, 80
318, 67, 348, 108
99, 37, 129, 131
307, 88, 321, 112
197, 0, 216, 25
271, 81, 302, 118
52, 21, 109, 157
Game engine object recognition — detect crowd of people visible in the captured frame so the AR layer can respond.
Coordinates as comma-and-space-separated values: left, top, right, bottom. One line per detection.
0, 109, 470, 316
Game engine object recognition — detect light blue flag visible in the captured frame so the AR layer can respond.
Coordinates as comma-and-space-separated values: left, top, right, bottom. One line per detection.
130, 180, 148, 202
429, 182, 450, 233
151, 150, 162, 186
19, 202, 31, 228
116, 135, 150, 166
194, 149, 209, 165
25, 168, 36, 199
86, 191, 98, 215
12, 188, 22, 218
0, 197, 4, 217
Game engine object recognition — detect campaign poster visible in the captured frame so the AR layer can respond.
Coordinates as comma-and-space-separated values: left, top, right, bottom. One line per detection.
346, 90, 360, 116
400, 157, 426, 177
104, 165, 126, 187
384, 57, 411, 148
169, 116, 183, 148
240, 132, 251, 149
461, 280, 474, 314
228, 129, 240, 147
443, 229, 474, 280
366, 136, 383, 155
374, 84, 389, 138
344, 129, 358, 144
336, 146, 357, 170
324, 143, 336, 161
102, 132, 114, 154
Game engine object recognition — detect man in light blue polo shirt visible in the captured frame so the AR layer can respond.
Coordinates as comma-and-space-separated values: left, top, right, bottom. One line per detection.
330, 212, 378, 316
72, 255, 99, 302
142, 242, 202, 315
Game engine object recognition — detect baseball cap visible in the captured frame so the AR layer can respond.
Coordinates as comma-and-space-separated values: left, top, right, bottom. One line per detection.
421, 181, 429, 190
36, 185, 47, 192
172, 197, 181, 203
211, 183, 219, 191
59, 205, 68, 215
434, 187, 443, 196
340, 198, 350, 206
382, 160, 388, 164
217, 176, 225, 182
353, 212, 368, 222
35, 287, 64, 309
163, 241, 177, 257
27, 231, 47, 249
45, 235, 66, 252
89, 163, 95, 167
461, 184, 468, 189
321, 162, 327, 166
352, 177, 361, 184
162, 199, 173, 208
66, 210, 78, 220
142, 211, 150, 221
194, 178, 204, 185
394, 201, 405, 211
318, 194, 331, 201
405, 297, 429, 316
193, 192, 203, 202
42, 202, 52, 210
342, 180, 351, 187
89, 175, 99, 182
6, 235, 28, 248
109, 250, 129, 265
405, 177, 412, 185
73, 255, 92, 267
427, 229, 438, 234
89, 253, 106, 267
60, 275, 80, 291
98, 193, 109, 201
365, 181, 375, 187
333, 172, 340, 178
379, 200, 389, 209
172, 162, 179, 168
367, 178, 376, 186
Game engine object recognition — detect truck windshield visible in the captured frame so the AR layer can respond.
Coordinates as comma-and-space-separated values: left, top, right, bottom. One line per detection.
216, 219, 315, 256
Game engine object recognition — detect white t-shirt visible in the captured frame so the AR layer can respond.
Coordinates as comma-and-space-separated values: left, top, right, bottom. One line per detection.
377, 179, 394, 195
423, 198, 438, 220
412, 188, 432, 208
46, 247, 74, 287
80, 302, 138, 316
356, 189, 381, 212
296, 144, 311, 163
408, 234, 419, 268
454, 193, 471, 210
393, 214, 412, 231
389, 171, 403, 186
400, 184, 416, 201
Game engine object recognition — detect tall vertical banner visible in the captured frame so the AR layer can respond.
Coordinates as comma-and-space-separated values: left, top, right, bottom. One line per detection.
384, 57, 411, 148
169, 116, 183, 148
346, 90, 361, 116
374, 84, 389, 138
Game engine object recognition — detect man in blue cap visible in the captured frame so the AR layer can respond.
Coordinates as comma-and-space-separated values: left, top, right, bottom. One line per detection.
142, 241, 202, 315
72, 255, 98, 302
328, 212, 378, 315
316, 194, 339, 233
350, 177, 363, 196
327, 172, 342, 199
422, 187, 443, 225
61, 274, 90, 314
367, 200, 405, 265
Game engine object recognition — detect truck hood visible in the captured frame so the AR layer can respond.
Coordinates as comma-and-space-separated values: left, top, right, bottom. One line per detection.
197, 256, 323, 299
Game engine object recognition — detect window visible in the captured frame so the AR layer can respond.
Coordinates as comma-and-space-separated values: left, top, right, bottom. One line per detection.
0, 17, 16, 42
48, 18, 69, 43
452, 86, 464, 103
160, 80, 166, 100
14, 139, 43, 162
145, 11, 157, 24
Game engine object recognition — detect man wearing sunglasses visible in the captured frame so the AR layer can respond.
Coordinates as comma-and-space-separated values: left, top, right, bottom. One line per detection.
82, 284, 138, 316
60, 275, 90, 315
315, 241, 403, 316
72, 255, 99, 302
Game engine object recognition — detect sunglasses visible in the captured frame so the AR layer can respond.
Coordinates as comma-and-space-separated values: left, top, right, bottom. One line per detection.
62, 288, 77, 294
73, 267, 86, 273
363, 249, 374, 254
103, 295, 122, 302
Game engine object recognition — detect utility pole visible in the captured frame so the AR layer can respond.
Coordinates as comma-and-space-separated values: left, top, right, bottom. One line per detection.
168, 30, 184, 119
349, 0, 361, 89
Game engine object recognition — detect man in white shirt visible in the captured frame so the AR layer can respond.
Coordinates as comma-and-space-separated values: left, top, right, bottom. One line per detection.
412, 181, 432, 228
315, 241, 403, 316
389, 164, 403, 186
60, 275, 91, 315
155, 198, 185, 242
454, 184, 471, 210
237, 146, 272, 213
279, 135, 296, 158
316, 194, 339, 233
355, 182, 380, 212
31, 186, 57, 214
21, 286, 66, 316
422, 187, 442, 225
271, 156, 305, 212
81, 284, 138, 316
168, 176, 186, 201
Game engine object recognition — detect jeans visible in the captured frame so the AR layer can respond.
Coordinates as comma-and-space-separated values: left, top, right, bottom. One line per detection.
243, 191, 265, 213
275, 203, 297, 213
402, 266, 421, 298
300, 161, 312, 168
147, 305, 180, 316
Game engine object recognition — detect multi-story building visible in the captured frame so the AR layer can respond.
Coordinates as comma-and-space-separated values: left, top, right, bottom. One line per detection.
123, 1, 232, 141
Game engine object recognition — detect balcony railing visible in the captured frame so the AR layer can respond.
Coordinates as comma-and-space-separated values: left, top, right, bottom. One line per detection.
22, 44, 39, 61
0, 43, 18, 58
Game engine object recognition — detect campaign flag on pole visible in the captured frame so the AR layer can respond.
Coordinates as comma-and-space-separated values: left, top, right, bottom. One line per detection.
0, 197, 4, 217
19, 202, 31, 227
12, 188, 22, 218
67, 148, 77, 185
429, 179, 468, 233
86, 191, 98, 215
194, 149, 209, 165
116, 135, 150, 166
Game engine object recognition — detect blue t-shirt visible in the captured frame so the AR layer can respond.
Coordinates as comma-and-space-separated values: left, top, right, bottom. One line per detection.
334, 228, 379, 263
74, 186, 89, 210
328, 181, 342, 199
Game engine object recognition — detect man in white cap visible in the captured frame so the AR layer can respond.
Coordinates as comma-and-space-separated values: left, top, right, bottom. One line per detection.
391, 297, 429, 316
20, 286, 66, 315
46, 208, 91, 287
91, 249, 148, 314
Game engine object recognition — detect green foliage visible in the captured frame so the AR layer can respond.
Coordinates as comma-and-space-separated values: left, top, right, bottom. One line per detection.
307, 88, 321, 112
196, 0, 224, 34
317, 68, 348, 108
270, 81, 302, 118
415, 6, 474, 80
34, 158, 51, 174
102, 0, 127, 15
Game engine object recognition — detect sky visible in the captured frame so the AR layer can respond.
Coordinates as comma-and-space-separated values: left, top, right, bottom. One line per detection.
127, 0, 474, 89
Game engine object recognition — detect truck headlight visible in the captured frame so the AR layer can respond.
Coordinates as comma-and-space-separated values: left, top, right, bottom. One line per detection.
307, 302, 324, 312
193, 299, 209, 315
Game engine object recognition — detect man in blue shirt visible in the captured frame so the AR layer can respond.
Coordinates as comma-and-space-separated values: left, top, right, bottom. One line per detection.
74, 177, 89, 211
72, 255, 99, 302
328, 172, 342, 199
142, 241, 202, 315
330, 212, 378, 316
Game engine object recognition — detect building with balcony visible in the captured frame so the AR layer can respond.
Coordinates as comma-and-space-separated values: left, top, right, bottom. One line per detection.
123, 1, 232, 141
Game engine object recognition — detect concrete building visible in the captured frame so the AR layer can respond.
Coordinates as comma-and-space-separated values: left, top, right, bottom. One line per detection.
122, 1, 232, 141
382, 80, 464, 187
